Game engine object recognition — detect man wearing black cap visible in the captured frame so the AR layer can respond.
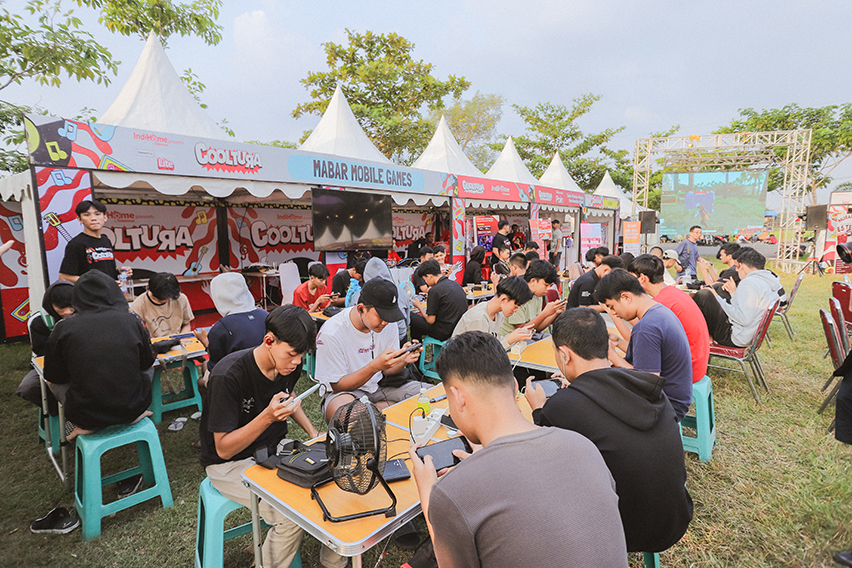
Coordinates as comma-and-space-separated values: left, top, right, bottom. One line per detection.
315, 279, 424, 422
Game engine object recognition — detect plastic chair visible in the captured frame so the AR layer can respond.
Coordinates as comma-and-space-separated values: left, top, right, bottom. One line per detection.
829, 297, 851, 355
707, 301, 779, 405
195, 478, 300, 568
74, 417, 173, 540
149, 359, 203, 424
644, 552, 661, 568
819, 309, 845, 417
419, 336, 447, 381
38, 407, 61, 455
279, 263, 302, 306
772, 271, 803, 340
680, 376, 717, 462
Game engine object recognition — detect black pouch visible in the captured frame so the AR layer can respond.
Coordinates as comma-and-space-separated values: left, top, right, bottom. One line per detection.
380, 362, 424, 389
322, 306, 342, 318
152, 338, 181, 353
275, 440, 332, 488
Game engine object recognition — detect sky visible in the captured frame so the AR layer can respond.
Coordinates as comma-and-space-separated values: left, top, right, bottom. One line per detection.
3, 0, 851, 190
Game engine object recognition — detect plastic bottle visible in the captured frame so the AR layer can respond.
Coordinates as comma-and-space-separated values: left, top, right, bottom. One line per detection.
417, 387, 431, 415
118, 268, 128, 294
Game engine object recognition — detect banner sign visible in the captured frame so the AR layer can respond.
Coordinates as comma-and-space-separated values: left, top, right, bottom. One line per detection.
529, 219, 552, 260
0, 201, 29, 338
534, 186, 585, 208
602, 197, 619, 209
393, 212, 435, 252
580, 222, 603, 261
451, 198, 466, 274
585, 194, 604, 208
623, 221, 641, 255
825, 191, 852, 272
456, 175, 532, 202
225, 207, 319, 269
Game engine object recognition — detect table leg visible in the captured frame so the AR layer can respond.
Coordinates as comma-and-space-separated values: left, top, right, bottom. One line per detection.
250, 488, 264, 568
351, 554, 363, 568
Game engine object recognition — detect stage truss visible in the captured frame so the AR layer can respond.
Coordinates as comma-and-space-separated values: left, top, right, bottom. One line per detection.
632, 130, 813, 272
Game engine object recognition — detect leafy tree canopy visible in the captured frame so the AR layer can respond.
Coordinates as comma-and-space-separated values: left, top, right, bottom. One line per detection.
431, 91, 504, 172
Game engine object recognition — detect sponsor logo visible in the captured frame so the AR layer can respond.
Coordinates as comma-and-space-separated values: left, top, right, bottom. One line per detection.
539, 191, 553, 201
195, 143, 262, 174
462, 180, 485, 194
157, 157, 174, 170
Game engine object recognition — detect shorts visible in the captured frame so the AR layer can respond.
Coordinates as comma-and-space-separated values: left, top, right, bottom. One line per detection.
321, 380, 424, 419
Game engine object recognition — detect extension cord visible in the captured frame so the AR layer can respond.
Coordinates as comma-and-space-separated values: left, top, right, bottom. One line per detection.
410, 408, 446, 446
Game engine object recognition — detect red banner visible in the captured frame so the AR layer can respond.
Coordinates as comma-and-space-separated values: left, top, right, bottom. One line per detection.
456, 175, 532, 202
534, 186, 585, 208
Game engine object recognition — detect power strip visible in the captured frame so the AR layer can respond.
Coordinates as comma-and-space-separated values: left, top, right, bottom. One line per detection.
410, 408, 447, 446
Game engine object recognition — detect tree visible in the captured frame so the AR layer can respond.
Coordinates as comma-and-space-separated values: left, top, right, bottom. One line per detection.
293, 30, 470, 165
245, 139, 298, 149
430, 91, 504, 172
715, 103, 852, 204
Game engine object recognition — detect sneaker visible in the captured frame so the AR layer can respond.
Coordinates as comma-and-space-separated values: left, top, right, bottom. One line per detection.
116, 474, 143, 499
63, 420, 77, 439
30, 507, 80, 534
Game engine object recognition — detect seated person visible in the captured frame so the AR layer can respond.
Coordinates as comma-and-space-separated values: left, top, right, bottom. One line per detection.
433, 244, 447, 269
595, 269, 693, 421
508, 252, 528, 277
315, 279, 423, 421
649, 245, 664, 258
628, 255, 710, 384
697, 242, 741, 291
491, 244, 512, 276
200, 305, 346, 568
523, 240, 539, 254
524, 249, 540, 262
44, 271, 155, 439
292, 263, 332, 312
660, 249, 680, 285
452, 276, 534, 350
329, 258, 366, 307
692, 248, 784, 348
352, 257, 411, 346
499, 260, 566, 337
511, 232, 526, 251
524, 308, 693, 553
129, 272, 193, 338
592, 246, 609, 266
566, 255, 623, 310
410, 260, 468, 342
409, 331, 629, 567
411, 248, 434, 295
462, 246, 486, 286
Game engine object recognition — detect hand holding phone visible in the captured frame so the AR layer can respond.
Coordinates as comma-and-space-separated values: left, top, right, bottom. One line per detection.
415, 437, 472, 471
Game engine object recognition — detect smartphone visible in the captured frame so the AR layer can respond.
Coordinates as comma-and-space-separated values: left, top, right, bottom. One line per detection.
280, 383, 321, 405
400, 342, 423, 355
529, 378, 561, 398
416, 437, 472, 471
330, 292, 340, 299
170, 333, 195, 340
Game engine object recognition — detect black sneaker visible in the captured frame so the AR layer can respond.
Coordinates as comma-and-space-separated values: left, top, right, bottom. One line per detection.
30, 507, 80, 534
116, 474, 143, 499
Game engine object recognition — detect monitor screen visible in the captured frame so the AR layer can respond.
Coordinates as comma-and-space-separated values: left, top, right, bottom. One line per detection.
311, 188, 394, 251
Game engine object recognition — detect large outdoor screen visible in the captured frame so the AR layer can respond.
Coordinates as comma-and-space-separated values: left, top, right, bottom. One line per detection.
311, 187, 394, 251
660, 171, 768, 236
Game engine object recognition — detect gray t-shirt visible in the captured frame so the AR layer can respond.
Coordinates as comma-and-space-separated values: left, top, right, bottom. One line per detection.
428, 427, 628, 568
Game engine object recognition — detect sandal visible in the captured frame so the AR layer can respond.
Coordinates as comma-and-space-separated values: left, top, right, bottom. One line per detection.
167, 417, 187, 432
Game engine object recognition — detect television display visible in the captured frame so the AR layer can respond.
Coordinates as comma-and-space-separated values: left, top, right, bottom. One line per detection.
311, 188, 394, 251
660, 170, 768, 236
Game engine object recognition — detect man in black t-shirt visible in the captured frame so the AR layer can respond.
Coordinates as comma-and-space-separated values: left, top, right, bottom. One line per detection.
329, 258, 366, 307
410, 260, 467, 341
59, 200, 129, 282
489, 220, 511, 270
200, 305, 346, 568
566, 255, 623, 311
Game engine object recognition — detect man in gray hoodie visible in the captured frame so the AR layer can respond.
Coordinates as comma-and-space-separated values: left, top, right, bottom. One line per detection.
352, 257, 410, 345
692, 248, 783, 347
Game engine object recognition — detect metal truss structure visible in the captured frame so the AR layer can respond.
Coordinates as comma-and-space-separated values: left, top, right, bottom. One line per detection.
632, 130, 813, 272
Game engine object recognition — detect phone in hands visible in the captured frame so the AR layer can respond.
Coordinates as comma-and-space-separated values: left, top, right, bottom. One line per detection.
416, 437, 472, 471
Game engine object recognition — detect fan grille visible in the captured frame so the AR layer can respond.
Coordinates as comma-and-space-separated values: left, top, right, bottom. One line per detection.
328, 399, 387, 495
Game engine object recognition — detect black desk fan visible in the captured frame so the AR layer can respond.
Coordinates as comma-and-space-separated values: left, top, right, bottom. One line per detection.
310, 397, 397, 522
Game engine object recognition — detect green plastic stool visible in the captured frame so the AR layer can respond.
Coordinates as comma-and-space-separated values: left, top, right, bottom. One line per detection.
195, 478, 300, 568
149, 359, 203, 424
38, 408, 61, 454
304, 351, 316, 380
644, 551, 661, 567
74, 417, 173, 540
680, 375, 716, 462
418, 336, 447, 381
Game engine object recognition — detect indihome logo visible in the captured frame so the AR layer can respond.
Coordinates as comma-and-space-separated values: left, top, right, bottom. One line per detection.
133, 132, 169, 144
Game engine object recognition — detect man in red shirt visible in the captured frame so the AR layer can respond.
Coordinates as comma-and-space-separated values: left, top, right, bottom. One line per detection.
627, 254, 710, 383
292, 263, 332, 313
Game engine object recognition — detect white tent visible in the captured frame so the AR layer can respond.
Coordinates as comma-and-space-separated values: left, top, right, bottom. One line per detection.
299, 85, 391, 164
99, 32, 226, 140
486, 137, 539, 185
412, 116, 482, 176
539, 153, 583, 192
594, 171, 648, 220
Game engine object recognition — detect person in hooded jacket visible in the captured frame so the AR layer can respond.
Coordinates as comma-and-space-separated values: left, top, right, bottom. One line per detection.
524, 308, 693, 554
352, 257, 411, 346
44, 270, 155, 438
463, 246, 486, 286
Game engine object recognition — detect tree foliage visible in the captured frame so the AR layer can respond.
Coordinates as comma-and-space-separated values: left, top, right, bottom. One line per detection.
715, 103, 852, 203
77, 0, 222, 46
431, 91, 504, 172
293, 30, 469, 165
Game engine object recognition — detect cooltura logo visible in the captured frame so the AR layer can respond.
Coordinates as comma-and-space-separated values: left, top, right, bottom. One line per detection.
195, 143, 262, 174
462, 180, 485, 194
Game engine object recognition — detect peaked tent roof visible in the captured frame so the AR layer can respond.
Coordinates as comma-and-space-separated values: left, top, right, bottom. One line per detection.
486, 137, 539, 185
594, 171, 648, 219
412, 116, 482, 176
299, 85, 390, 164
539, 153, 583, 192
99, 32, 226, 140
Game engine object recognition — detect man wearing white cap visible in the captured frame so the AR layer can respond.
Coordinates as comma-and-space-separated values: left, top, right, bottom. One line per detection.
661, 250, 680, 286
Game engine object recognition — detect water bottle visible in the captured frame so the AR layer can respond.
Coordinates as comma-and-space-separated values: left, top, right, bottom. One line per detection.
118, 268, 128, 294
417, 387, 431, 415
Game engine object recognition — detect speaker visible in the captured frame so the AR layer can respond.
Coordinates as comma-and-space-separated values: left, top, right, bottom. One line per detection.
805, 204, 828, 231
639, 211, 656, 234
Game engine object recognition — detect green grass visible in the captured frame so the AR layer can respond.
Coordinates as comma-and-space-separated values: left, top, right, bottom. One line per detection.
0, 273, 850, 567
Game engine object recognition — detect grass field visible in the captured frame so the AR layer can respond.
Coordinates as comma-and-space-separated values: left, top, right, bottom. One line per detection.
0, 272, 850, 567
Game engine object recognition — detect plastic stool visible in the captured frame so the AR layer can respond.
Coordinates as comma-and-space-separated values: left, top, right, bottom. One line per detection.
38, 408, 61, 454
418, 336, 447, 381
74, 417, 173, 540
195, 478, 300, 568
149, 359, 203, 424
304, 351, 317, 381
644, 552, 661, 567
680, 375, 717, 462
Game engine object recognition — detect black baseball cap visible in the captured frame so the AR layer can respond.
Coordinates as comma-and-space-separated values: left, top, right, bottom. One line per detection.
358, 279, 403, 323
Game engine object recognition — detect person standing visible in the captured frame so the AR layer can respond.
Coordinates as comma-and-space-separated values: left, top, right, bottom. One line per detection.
489, 220, 511, 270
674, 225, 702, 279
549, 219, 564, 269
59, 200, 130, 282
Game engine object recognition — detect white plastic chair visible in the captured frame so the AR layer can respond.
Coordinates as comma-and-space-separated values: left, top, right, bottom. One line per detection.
278, 263, 302, 306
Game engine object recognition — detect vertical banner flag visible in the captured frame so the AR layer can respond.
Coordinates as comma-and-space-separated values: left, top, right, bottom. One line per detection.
580, 222, 603, 262
623, 221, 641, 256
0, 202, 29, 337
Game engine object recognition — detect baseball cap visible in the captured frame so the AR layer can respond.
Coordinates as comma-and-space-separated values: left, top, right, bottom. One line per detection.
662, 250, 678, 260
358, 279, 404, 323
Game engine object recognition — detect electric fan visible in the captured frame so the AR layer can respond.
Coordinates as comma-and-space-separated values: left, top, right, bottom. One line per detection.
310, 397, 398, 522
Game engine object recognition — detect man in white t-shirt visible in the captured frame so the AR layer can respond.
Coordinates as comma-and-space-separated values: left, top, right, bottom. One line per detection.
315, 279, 423, 422
452, 276, 534, 350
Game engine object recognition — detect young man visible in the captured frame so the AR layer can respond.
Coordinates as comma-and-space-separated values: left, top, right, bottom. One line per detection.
129, 272, 193, 338
410, 260, 468, 342
200, 305, 346, 568
524, 308, 693, 553
524, 249, 540, 262
59, 199, 129, 282
409, 331, 629, 568
523, 240, 539, 254
500, 259, 567, 336
508, 251, 528, 277
566, 255, 624, 310
411, 247, 434, 295
452, 276, 534, 350
595, 269, 693, 421
674, 225, 702, 278
329, 258, 366, 307
697, 242, 741, 289
315, 279, 423, 422
489, 220, 511, 269
432, 245, 447, 268
491, 244, 511, 276
549, 218, 564, 268
692, 248, 784, 348
628, 254, 710, 383
292, 263, 332, 312
353, 257, 411, 346
660, 249, 680, 285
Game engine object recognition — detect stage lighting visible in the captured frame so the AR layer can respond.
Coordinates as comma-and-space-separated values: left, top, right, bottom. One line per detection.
837, 243, 852, 264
